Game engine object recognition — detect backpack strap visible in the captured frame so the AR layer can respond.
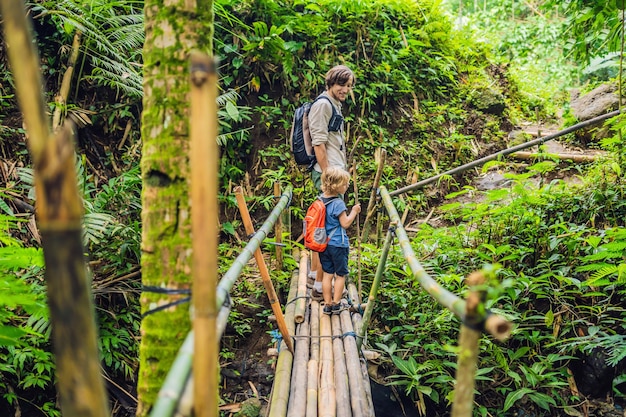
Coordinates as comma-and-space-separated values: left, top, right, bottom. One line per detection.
321, 196, 340, 241
313, 95, 339, 121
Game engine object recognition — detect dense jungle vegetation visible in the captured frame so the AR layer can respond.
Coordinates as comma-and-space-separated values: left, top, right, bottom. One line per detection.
1, 0, 626, 416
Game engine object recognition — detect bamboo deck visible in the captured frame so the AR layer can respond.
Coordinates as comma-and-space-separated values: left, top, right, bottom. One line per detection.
267, 252, 375, 417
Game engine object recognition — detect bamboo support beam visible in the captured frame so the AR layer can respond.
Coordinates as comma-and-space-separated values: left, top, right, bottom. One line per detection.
347, 282, 361, 306
451, 272, 485, 417
357, 227, 394, 349
340, 311, 367, 417
352, 162, 362, 295
361, 148, 386, 241
0, 3, 109, 417
319, 313, 335, 417
509, 151, 603, 163
310, 300, 321, 361
274, 183, 284, 270
294, 252, 308, 323
306, 359, 319, 417
190, 51, 220, 417
332, 314, 351, 417
390, 110, 625, 197
347, 282, 364, 348
360, 359, 375, 417
288, 312, 310, 416
379, 187, 512, 340
268, 267, 299, 417
235, 186, 293, 353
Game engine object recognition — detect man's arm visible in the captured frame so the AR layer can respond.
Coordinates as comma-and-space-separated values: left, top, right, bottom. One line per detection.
309, 98, 333, 171
313, 143, 329, 171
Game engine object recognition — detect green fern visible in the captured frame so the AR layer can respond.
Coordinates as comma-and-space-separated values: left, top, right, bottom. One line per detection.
29, 0, 144, 98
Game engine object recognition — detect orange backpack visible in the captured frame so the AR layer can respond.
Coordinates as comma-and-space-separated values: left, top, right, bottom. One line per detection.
303, 197, 338, 252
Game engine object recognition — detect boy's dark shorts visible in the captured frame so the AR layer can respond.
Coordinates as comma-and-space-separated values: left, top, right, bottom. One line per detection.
319, 245, 349, 276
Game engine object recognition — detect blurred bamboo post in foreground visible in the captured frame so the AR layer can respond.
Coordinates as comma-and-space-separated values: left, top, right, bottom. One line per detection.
190, 51, 220, 417
0, 2, 109, 416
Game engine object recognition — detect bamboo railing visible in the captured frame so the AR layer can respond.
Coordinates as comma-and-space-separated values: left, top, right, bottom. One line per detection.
379, 186, 512, 340
389, 109, 624, 197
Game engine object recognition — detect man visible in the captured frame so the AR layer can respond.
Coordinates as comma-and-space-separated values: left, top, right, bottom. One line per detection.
308, 64, 355, 299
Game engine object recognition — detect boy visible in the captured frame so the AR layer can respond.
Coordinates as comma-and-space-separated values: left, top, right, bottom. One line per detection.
318, 166, 361, 314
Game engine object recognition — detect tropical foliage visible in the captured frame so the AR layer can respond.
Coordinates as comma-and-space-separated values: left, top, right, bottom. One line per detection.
0, 0, 624, 416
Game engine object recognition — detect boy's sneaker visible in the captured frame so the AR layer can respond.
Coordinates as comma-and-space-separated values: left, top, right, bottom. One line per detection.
331, 303, 348, 315
311, 288, 324, 301
323, 304, 333, 315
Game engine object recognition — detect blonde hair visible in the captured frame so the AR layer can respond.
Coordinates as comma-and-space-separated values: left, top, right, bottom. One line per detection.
321, 166, 350, 195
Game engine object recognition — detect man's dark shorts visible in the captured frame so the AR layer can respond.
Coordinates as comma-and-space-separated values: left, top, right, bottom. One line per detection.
319, 245, 349, 276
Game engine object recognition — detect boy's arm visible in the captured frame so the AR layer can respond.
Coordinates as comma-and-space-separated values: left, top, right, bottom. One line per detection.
338, 203, 361, 229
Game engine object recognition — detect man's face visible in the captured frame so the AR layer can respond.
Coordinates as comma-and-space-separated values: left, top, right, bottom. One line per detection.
328, 77, 354, 102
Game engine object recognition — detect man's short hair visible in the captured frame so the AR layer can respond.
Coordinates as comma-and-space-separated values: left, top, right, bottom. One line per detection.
325, 65, 355, 89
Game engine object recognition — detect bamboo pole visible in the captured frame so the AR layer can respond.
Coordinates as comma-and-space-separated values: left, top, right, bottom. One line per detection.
268, 267, 299, 417
375, 209, 384, 247
451, 272, 485, 417
234, 186, 293, 353
310, 301, 321, 362
306, 359, 319, 417
190, 51, 220, 417
0, 3, 109, 417
361, 148, 386, 241
332, 314, 351, 417
294, 251, 308, 323
347, 282, 361, 306
288, 311, 310, 416
347, 283, 364, 349
150, 187, 293, 417
176, 303, 231, 417
357, 226, 394, 349
340, 311, 367, 417
351, 163, 362, 295
307, 301, 320, 417
389, 109, 626, 197
509, 151, 603, 163
360, 359, 375, 417
319, 313, 336, 417
274, 182, 284, 270
379, 187, 513, 340
52, 30, 82, 130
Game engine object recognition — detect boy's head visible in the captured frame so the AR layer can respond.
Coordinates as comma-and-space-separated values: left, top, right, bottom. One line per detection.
321, 166, 350, 195
325, 65, 355, 90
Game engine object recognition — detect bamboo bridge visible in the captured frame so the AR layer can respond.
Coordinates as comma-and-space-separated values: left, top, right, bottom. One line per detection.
267, 250, 375, 417
146, 182, 517, 417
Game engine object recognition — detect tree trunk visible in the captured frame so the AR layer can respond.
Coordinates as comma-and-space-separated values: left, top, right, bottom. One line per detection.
137, 1, 214, 415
